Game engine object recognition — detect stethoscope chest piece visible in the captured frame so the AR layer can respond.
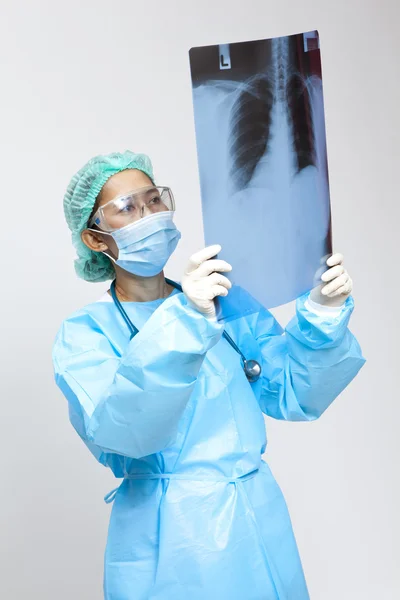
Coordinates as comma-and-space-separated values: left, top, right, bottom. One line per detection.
242, 359, 262, 383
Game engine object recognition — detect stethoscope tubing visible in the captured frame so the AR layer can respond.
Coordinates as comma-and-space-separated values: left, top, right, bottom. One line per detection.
110, 279, 261, 382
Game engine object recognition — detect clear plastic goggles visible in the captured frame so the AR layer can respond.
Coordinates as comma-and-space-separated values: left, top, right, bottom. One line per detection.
89, 185, 175, 232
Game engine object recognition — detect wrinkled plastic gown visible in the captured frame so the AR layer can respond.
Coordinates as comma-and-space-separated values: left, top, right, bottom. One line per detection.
53, 284, 365, 600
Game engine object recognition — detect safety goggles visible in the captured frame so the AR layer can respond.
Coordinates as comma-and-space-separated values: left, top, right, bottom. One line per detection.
89, 185, 175, 232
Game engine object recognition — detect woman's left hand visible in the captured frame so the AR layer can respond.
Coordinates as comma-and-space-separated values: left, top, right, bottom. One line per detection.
310, 253, 353, 307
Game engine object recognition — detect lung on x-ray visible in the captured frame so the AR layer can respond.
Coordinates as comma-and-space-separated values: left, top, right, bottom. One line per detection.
189, 30, 332, 310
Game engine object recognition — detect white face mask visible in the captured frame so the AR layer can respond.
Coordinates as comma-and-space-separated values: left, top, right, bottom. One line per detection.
100, 211, 181, 277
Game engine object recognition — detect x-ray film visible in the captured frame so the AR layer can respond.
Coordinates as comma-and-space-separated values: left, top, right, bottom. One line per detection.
189, 30, 332, 312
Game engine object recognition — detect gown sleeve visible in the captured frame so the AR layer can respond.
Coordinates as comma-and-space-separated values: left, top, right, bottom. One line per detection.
52, 293, 223, 459
254, 293, 366, 421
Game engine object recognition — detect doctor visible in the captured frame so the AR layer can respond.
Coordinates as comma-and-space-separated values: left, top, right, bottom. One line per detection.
53, 150, 365, 600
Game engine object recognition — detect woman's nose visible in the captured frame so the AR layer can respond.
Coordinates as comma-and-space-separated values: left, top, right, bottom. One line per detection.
139, 203, 150, 218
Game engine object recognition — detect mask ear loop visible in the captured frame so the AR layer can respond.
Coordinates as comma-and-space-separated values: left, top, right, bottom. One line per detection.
85, 227, 118, 263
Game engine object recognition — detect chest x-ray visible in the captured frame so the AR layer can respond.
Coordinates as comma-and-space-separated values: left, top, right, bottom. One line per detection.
189, 30, 332, 309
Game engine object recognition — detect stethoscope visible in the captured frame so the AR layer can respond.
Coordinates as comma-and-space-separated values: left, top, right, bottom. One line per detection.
110, 279, 262, 383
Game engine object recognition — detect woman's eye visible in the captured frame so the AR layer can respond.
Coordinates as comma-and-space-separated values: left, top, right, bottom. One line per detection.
119, 204, 135, 213
149, 195, 161, 204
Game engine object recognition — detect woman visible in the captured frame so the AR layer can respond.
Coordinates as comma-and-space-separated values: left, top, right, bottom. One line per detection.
53, 150, 365, 600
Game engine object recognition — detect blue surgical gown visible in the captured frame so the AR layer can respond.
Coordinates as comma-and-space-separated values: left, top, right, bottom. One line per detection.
52, 286, 365, 599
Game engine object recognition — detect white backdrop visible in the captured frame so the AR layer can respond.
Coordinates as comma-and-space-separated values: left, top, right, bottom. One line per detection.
0, 0, 398, 598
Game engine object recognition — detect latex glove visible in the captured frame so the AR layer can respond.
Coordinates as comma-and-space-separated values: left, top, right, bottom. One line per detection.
181, 244, 232, 319
309, 253, 353, 308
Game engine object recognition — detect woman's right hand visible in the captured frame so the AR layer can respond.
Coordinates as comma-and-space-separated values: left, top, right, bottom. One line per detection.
181, 245, 232, 319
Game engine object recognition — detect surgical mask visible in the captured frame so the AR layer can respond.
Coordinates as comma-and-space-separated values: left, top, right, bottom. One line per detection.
99, 211, 181, 277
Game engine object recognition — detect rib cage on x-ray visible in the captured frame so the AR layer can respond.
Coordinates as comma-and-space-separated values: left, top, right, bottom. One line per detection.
229, 77, 274, 191
229, 37, 317, 193
190, 32, 332, 310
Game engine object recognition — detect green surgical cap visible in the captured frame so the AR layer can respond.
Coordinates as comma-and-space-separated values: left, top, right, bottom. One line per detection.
63, 150, 154, 282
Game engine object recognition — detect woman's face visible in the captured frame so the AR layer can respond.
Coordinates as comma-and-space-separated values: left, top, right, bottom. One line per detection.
96, 171, 170, 232
81, 168, 155, 259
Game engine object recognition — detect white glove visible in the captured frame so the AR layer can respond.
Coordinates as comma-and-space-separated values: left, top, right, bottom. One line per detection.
181, 244, 232, 319
310, 253, 353, 308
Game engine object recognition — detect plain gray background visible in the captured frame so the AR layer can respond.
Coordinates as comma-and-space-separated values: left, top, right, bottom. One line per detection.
0, 0, 398, 598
